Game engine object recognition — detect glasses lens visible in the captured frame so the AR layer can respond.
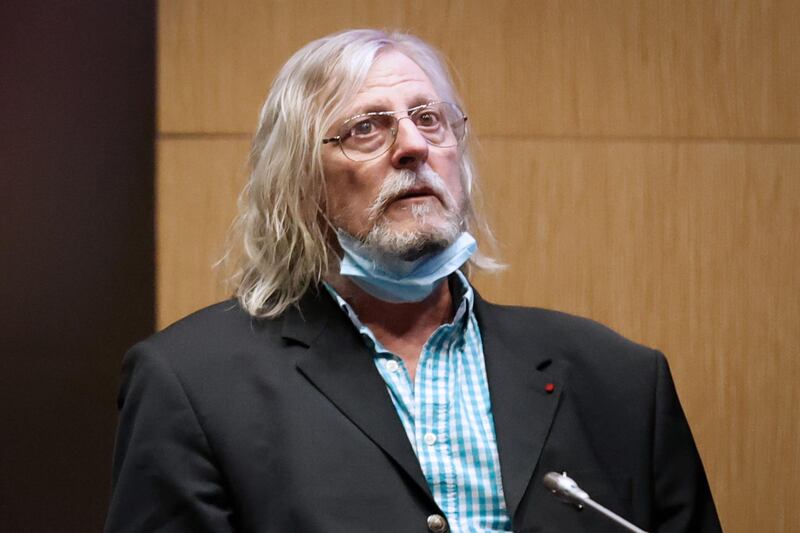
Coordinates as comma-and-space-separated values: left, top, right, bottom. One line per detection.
339, 114, 395, 161
411, 102, 466, 147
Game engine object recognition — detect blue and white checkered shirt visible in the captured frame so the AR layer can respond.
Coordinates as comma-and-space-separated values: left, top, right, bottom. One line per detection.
325, 272, 513, 532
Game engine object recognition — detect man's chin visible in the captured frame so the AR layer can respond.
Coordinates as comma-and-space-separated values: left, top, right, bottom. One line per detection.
363, 222, 459, 261
395, 239, 450, 261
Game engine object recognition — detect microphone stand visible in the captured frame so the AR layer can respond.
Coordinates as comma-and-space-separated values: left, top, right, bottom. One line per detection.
543, 472, 649, 533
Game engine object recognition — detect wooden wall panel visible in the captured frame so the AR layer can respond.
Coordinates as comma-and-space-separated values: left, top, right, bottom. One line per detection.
156, 139, 249, 326
159, 0, 800, 138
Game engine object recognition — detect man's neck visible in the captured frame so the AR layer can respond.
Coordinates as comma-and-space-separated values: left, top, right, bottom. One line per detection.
324, 273, 454, 380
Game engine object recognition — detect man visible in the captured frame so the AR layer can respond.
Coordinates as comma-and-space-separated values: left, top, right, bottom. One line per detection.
106, 29, 721, 532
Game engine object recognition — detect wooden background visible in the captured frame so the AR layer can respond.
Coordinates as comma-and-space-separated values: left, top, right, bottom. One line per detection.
157, 1, 799, 531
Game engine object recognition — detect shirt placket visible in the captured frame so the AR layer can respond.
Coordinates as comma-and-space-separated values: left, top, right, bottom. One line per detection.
415, 325, 458, 523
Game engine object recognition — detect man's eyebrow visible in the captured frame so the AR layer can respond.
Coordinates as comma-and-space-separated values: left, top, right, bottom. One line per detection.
408, 95, 438, 108
352, 103, 390, 116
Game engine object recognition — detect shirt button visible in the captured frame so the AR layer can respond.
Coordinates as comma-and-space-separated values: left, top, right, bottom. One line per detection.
427, 514, 449, 532
423, 432, 437, 446
385, 359, 400, 373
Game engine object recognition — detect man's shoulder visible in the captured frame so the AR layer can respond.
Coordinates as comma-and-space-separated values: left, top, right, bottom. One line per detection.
157, 297, 262, 338
477, 298, 621, 335
474, 296, 658, 362
127, 298, 285, 368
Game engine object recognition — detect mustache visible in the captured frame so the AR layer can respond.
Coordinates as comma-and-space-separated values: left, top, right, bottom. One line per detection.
366, 166, 456, 223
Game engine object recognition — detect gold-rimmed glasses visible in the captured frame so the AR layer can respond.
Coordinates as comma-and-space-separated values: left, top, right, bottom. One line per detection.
322, 101, 468, 162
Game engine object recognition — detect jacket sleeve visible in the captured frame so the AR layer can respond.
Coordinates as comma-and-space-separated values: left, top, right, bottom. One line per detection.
105, 342, 236, 533
651, 351, 722, 532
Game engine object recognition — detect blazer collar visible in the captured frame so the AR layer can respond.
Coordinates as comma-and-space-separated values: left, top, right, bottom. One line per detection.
474, 292, 564, 518
282, 287, 435, 503
281, 287, 564, 518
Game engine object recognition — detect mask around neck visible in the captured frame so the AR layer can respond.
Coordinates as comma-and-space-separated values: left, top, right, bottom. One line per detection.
336, 230, 477, 303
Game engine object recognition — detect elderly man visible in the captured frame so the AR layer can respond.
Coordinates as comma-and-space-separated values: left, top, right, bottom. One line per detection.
106, 29, 721, 532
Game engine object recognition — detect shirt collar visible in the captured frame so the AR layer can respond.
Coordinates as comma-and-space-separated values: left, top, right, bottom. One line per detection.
323, 271, 474, 347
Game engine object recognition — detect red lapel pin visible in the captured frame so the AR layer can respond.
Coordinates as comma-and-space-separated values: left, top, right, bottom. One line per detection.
544, 383, 555, 394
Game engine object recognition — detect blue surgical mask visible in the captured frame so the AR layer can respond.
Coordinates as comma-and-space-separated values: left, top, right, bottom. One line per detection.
337, 231, 477, 303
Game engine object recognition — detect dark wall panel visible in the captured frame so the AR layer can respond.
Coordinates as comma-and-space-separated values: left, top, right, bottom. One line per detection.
0, 2, 155, 531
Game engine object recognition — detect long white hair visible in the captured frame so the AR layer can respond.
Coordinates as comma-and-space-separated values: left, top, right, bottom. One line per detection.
224, 29, 500, 318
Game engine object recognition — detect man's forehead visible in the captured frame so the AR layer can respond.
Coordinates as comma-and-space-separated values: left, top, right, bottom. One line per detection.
345, 50, 440, 114
358, 51, 430, 88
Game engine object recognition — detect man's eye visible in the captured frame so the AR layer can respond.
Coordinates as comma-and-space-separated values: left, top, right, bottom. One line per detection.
416, 111, 440, 127
350, 119, 376, 137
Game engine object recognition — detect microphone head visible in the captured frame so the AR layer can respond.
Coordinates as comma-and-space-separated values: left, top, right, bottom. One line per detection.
543, 472, 590, 505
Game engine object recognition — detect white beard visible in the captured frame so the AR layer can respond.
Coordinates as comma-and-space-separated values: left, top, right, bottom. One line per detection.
362, 166, 463, 261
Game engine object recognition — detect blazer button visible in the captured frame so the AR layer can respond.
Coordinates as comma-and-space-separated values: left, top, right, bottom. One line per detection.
426, 514, 449, 532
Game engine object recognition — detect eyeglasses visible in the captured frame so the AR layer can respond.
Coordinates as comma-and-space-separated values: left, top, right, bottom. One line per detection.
322, 101, 468, 162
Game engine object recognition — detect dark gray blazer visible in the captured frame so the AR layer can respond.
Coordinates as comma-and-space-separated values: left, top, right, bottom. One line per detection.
106, 287, 721, 532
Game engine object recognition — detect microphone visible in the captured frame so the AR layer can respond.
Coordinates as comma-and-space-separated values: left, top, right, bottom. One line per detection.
543, 472, 649, 533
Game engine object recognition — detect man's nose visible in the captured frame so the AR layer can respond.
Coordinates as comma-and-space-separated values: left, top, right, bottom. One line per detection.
389, 117, 429, 170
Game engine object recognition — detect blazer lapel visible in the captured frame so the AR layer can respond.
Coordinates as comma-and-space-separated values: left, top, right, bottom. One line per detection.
474, 294, 564, 518
283, 288, 434, 502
